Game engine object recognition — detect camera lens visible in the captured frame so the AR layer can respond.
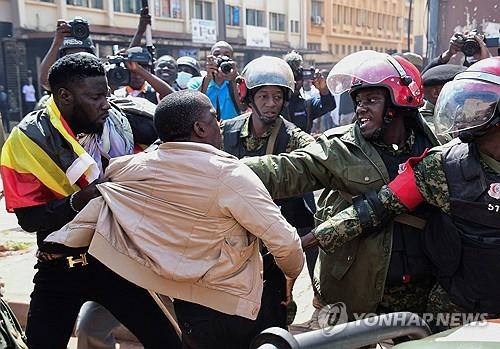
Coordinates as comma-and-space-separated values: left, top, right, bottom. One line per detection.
71, 23, 90, 40
462, 39, 480, 57
220, 62, 233, 74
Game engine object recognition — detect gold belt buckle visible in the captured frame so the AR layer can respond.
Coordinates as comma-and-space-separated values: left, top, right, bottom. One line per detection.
66, 253, 88, 268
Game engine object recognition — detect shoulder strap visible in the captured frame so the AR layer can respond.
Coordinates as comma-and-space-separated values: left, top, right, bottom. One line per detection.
228, 80, 241, 116
265, 117, 284, 155
305, 98, 313, 133
338, 190, 426, 230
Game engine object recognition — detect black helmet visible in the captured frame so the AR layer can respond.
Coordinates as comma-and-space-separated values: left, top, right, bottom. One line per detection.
59, 36, 96, 58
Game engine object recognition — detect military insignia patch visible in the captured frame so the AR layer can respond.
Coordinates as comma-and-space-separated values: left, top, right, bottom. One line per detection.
488, 183, 500, 199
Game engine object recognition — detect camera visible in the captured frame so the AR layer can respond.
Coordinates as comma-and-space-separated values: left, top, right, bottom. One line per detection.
460, 33, 481, 57
214, 55, 233, 74
105, 48, 152, 87
69, 17, 90, 40
296, 67, 316, 81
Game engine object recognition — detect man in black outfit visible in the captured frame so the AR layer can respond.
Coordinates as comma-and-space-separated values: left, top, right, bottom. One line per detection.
0, 53, 180, 349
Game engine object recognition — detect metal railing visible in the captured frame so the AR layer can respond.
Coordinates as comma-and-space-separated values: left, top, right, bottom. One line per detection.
251, 312, 431, 349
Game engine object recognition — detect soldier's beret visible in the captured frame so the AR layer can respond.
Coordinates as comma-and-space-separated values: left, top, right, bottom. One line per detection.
422, 64, 466, 86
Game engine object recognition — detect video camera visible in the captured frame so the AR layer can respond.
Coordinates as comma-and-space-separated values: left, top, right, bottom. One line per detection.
69, 17, 90, 40
214, 55, 234, 74
105, 48, 153, 87
295, 67, 316, 81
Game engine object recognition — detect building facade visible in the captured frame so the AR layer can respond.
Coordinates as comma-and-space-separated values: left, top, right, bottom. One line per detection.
0, 0, 307, 121
303, 0, 425, 68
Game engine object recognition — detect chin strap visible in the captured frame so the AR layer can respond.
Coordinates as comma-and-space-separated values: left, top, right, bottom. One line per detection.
458, 115, 500, 143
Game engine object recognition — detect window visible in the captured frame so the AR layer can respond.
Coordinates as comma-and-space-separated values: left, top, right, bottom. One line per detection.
290, 20, 300, 33
344, 7, 351, 25
269, 13, 285, 31
225, 5, 241, 26
377, 13, 383, 29
155, 0, 182, 18
356, 9, 362, 26
342, 45, 346, 55
114, 0, 142, 13
246, 9, 265, 27
193, 0, 213, 20
307, 43, 321, 51
397, 17, 403, 30
404, 19, 413, 33
332, 5, 339, 25
311, 0, 323, 18
39, 0, 55, 2
67, 0, 103, 8
335, 44, 339, 54
348, 45, 352, 54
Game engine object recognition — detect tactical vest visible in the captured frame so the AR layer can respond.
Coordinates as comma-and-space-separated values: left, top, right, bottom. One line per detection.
424, 142, 500, 313
223, 114, 315, 228
376, 130, 435, 286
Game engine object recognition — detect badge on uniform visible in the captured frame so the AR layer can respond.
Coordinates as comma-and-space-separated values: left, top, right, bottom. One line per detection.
488, 183, 500, 200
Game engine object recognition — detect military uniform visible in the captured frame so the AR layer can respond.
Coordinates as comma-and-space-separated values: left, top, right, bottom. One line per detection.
222, 112, 314, 154
222, 113, 315, 327
244, 116, 440, 319
317, 140, 500, 318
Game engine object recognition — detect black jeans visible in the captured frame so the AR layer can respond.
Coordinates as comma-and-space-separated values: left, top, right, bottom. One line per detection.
174, 280, 288, 349
25, 255, 181, 349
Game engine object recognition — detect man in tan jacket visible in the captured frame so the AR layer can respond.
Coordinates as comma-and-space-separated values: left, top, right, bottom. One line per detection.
46, 90, 304, 349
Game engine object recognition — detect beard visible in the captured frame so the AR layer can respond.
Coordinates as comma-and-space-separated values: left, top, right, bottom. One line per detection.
72, 117, 104, 135
258, 114, 278, 125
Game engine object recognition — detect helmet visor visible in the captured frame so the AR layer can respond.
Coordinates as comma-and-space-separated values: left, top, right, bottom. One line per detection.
434, 79, 499, 135
327, 50, 400, 94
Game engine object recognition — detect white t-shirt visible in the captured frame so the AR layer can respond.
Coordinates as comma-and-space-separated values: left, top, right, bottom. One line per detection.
22, 84, 36, 102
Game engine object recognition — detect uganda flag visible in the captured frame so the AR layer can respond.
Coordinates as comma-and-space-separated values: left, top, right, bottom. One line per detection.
0, 96, 100, 212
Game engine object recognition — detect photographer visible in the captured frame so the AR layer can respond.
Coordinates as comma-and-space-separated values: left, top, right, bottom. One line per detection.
196, 41, 243, 120
39, 18, 96, 91
111, 47, 174, 104
422, 31, 492, 73
283, 51, 336, 133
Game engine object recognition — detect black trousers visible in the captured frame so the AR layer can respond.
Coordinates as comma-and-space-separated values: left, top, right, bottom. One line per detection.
25, 255, 181, 349
174, 278, 288, 349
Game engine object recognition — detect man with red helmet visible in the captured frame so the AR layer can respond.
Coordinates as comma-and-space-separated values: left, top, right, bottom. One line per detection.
301, 56, 500, 328
243, 51, 440, 320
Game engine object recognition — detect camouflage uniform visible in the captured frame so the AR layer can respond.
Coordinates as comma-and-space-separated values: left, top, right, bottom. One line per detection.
244, 118, 440, 319
317, 143, 500, 325
222, 115, 315, 153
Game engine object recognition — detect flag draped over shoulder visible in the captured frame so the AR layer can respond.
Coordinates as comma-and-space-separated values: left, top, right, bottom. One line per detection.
0, 96, 100, 212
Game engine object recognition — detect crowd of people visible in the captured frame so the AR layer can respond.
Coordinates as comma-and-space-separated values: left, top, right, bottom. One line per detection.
0, 7, 498, 349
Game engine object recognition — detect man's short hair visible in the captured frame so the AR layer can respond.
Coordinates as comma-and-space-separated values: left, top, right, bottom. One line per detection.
210, 41, 233, 54
48, 53, 105, 93
154, 90, 212, 142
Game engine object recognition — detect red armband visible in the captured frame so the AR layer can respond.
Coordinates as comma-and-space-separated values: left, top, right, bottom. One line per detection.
387, 149, 429, 211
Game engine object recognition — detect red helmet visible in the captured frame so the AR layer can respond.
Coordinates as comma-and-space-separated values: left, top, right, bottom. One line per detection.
434, 56, 500, 138
327, 50, 424, 109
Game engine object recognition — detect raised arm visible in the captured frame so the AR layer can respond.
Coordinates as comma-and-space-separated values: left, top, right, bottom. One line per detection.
39, 20, 71, 90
